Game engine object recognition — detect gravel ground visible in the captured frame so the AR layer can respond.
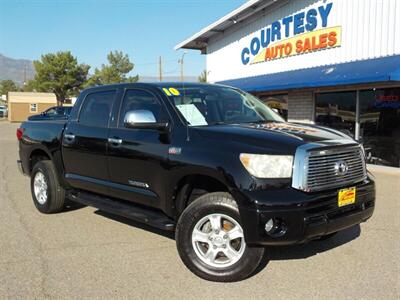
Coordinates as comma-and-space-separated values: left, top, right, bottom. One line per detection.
0, 122, 399, 299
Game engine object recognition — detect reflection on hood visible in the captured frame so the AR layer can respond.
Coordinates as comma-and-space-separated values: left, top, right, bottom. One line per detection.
256, 122, 318, 135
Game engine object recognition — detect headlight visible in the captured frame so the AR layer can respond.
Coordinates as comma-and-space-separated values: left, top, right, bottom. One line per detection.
239, 153, 293, 178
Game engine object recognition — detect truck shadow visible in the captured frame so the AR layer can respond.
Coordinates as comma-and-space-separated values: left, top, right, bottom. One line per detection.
252, 224, 361, 276
94, 209, 361, 273
94, 210, 176, 240
62, 201, 88, 213
270, 225, 361, 260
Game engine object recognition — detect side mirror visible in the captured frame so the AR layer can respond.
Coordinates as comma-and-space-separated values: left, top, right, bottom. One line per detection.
124, 110, 168, 132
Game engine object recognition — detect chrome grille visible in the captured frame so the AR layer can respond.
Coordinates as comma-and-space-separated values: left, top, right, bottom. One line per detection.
305, 146, 367, 192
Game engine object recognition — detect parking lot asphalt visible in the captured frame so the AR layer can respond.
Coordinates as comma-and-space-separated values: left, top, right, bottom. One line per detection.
0, 121, 399, 299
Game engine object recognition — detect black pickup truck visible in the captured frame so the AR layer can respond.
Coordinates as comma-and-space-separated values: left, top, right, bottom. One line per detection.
17, 83, 375, 282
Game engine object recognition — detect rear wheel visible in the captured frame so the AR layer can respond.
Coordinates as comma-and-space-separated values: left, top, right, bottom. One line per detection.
175, 192, 265, 282
31, 160, 65, 213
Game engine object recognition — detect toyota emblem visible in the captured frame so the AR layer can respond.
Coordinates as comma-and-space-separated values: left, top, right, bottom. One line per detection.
334, 160, 349, 175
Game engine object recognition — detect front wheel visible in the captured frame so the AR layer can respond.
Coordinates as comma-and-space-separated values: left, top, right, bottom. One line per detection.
175, 192, 265, 282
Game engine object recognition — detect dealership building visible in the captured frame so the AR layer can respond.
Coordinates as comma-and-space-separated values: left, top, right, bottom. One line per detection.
176, 0, 400, 168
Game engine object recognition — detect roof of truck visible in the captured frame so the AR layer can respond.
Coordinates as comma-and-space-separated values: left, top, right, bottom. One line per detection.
82, 82, 227, 93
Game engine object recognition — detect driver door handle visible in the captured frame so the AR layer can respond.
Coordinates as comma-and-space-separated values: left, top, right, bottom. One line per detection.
108, 137, 123, 145
64, 133, 75, 141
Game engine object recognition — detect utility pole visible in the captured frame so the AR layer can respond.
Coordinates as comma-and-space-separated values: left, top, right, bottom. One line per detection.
179, 51, 187, 82
158, 56, 162, 82
23, 64, 27, 86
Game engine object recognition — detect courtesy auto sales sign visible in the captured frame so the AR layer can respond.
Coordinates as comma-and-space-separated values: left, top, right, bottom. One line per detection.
241, 2, 341, 65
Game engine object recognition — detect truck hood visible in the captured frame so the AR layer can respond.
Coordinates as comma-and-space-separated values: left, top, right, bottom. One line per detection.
195, 122, 354, 154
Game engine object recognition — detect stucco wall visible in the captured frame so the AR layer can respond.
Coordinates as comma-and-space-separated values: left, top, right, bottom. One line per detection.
8, 103, 55, 122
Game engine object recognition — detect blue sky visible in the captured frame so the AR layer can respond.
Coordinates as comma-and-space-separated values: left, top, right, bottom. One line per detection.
0, 0, 246, 78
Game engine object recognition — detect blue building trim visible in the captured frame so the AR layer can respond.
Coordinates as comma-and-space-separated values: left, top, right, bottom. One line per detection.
217, 55, 400, 92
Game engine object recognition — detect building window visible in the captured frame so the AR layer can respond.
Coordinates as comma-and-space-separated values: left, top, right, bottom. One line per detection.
315, 89, 399, 168
360, 88, 400, 167
315, 91, 356, 138
30, 103, 37, 113
259, 94, 288, 121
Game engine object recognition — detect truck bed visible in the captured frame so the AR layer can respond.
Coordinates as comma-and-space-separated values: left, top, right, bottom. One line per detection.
19, 120, 67, 175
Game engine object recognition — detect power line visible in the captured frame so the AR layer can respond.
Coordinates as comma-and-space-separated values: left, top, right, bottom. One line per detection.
163, 66, 179, 74
135, 58, 176, 66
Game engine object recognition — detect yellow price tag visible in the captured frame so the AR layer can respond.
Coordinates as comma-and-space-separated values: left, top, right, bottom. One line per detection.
338, 187, 356, 207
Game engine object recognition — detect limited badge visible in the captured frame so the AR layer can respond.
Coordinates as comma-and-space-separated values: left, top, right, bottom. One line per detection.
168, 147, 182, 155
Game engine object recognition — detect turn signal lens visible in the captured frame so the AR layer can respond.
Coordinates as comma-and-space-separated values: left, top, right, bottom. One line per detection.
16, 128, 24, 140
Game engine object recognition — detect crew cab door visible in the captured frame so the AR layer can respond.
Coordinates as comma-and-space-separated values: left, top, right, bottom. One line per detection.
107, 88, 171, 208
62, 89, 117, 195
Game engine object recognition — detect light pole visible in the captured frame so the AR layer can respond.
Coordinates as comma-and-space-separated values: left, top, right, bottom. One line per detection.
178, 51, 187, 82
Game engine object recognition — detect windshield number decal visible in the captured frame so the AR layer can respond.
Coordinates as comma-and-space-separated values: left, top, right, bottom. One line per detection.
163, 87, 181, 96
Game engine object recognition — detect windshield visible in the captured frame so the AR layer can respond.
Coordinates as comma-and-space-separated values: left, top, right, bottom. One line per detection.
160, 85, 284, 126
45, 108, 57, 115
46, 107, 72, 116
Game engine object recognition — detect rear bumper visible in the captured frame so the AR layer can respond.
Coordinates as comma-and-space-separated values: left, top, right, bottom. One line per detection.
17, 160, 27, 175
239, 178, 375, 246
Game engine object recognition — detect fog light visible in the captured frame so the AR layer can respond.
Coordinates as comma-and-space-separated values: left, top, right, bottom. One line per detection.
265, 219, 274, 233
264, 218, 287, 237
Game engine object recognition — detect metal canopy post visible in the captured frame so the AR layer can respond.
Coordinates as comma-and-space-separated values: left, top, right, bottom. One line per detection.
355, 90, 360, 141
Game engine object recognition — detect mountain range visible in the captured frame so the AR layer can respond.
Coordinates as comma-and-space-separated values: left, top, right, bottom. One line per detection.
0, 54, 197, 85
0, 54, 35, 85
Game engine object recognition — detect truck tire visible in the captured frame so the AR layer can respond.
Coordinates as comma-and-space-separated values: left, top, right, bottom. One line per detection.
30, 160, 65, 214
175, 192, 265, 282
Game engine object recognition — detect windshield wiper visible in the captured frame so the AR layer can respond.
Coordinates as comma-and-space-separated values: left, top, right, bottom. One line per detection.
242, 120, 274, 124
209, 121, 236, 126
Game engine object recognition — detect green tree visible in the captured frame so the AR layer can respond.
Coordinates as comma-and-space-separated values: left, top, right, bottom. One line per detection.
85, 51, 139, 87
0, 80, 18, 96
31, 51, 90, 104
198, 70, 207, 83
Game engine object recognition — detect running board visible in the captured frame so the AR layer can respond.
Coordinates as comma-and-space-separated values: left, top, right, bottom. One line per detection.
68, 191, 175, 231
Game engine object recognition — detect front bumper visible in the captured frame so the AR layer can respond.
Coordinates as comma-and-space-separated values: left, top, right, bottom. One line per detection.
239, 178, 375, 246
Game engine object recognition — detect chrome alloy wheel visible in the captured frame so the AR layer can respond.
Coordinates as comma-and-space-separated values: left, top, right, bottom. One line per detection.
33, 171, 48, 205
191, 213, 246, 268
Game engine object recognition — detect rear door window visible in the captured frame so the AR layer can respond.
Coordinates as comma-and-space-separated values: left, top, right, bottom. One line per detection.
79, 90, 116, 127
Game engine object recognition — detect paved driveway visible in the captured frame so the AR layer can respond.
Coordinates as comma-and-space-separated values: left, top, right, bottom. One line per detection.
0, 122, 399, 299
